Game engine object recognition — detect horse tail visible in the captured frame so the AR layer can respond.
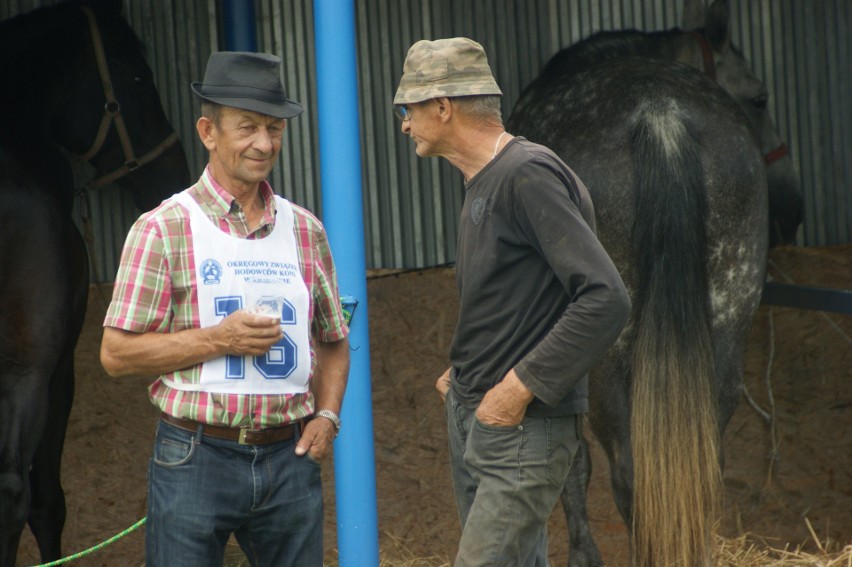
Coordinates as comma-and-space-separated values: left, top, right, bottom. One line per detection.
628, 98, 722, 567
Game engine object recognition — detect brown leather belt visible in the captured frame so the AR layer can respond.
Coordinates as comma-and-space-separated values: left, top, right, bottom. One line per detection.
160, 412, 306, 446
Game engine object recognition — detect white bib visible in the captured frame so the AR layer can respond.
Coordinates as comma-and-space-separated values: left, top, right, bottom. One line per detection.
164, 191, 311, 395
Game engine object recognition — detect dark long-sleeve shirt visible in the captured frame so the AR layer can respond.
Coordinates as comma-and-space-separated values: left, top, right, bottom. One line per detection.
450, 137, 631, 416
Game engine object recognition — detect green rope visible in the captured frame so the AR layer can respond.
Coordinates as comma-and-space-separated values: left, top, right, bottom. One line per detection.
29, 517, 147, 567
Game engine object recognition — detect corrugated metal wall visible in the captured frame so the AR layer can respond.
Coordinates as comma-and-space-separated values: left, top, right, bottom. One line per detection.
2, 1, 848, 279
355, 0, 851, 266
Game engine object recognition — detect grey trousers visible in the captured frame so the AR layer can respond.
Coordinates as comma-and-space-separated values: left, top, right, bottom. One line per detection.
445, 389, 581, 567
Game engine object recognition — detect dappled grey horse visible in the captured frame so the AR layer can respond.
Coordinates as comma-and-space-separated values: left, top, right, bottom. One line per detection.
506, 1, 787, 565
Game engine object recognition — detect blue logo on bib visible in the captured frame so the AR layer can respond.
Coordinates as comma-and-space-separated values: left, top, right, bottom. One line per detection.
200, 259, 223, 285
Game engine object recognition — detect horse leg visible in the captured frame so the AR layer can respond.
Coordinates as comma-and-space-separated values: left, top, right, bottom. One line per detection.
562, 432, 604, 567
564, 355, 633, 567
28, 226, 88, 562
562, 426, 634, 567
713, 335, 750, 470
27, 350, 75, 562
0, 371, 50, 567
0, 471, 28, 567
0, 299, 56, 566
0, 437, 29, 567
606, 434, 634, 541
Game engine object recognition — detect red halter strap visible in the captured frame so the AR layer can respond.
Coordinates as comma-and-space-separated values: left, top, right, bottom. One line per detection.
763, 142, 789, 165
690, 31, 717, 81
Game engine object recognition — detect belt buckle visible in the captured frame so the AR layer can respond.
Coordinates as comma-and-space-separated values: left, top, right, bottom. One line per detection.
238, 428, 253, 445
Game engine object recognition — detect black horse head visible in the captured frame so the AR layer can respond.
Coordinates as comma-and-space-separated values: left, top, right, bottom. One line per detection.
1, 0, 190, 212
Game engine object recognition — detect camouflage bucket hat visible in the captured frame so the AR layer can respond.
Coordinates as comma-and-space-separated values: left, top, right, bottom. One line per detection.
393, 37, 502, 105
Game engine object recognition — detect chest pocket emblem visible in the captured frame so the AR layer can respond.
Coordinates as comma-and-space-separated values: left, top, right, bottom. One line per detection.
471, 197, 486, 226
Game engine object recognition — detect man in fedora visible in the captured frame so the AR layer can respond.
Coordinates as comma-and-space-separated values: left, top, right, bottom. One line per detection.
393, 38, 630, 566
101, 51, 350, 566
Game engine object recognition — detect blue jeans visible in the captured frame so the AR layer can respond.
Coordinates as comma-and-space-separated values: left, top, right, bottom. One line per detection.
145, 420, 323, 567
446, 388, 580, 567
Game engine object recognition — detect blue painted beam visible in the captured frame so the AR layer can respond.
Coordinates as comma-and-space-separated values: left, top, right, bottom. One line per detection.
313, 1, 380, 566
220, 0, 257, 51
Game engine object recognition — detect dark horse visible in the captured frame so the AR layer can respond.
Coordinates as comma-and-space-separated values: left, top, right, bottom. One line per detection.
0, 1, 189, 565
506, 1, 795, 566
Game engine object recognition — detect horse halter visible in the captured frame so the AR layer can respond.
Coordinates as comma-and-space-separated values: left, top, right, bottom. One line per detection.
690, 31, 788, 166
76, 6, 179, 190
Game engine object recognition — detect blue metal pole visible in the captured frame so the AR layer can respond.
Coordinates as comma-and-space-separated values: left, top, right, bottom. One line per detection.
219, 0, 257, 52
313, 2, 379, 566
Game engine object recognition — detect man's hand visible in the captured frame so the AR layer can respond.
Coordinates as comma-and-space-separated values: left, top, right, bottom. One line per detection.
436, 367, 451, 401
295, 416, 337, 461
476, 369, 535, 427
216, 310, 284, 356
101, 310, 284, 378
299, 337, 349, 461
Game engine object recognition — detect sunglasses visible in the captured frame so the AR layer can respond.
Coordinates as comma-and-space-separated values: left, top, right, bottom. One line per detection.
392, 105, 411, 122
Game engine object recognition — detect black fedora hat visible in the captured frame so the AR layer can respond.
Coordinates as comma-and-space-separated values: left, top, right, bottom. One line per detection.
191, 51, 303, 119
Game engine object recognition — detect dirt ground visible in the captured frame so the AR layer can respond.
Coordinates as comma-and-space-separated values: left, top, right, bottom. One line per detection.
15, 245, 852, 566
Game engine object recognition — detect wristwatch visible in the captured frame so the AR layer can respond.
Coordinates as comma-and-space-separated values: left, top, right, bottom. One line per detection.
315, 409, 341, 436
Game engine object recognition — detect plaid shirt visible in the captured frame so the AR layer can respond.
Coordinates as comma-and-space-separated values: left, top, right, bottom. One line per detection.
104, 167, 349, 428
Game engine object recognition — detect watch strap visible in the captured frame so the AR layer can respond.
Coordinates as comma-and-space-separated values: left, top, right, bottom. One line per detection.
315, 409, 341, 436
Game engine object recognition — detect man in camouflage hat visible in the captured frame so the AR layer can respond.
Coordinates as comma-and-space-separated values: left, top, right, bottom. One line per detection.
394, 38, 630, 566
